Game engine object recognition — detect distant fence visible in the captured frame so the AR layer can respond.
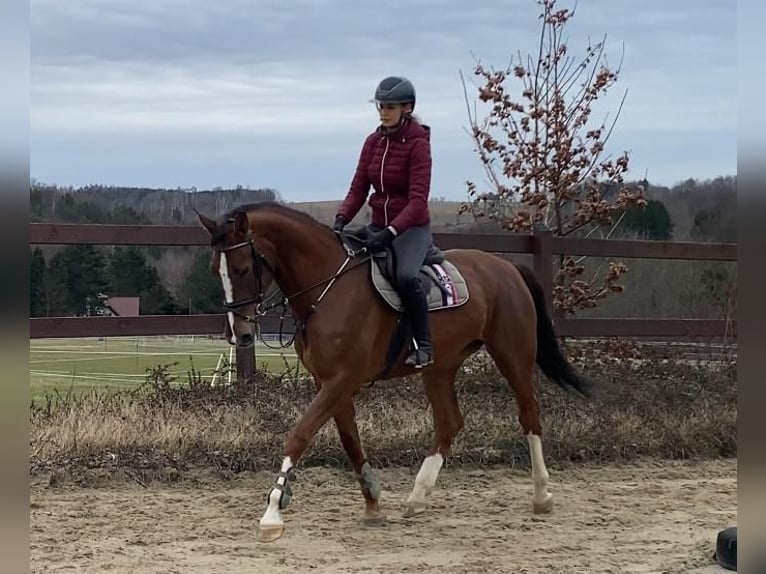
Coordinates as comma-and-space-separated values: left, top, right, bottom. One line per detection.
29, 222, 737, 380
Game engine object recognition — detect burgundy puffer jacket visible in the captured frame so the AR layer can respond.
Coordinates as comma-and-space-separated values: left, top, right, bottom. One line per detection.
337, 117, 431, 235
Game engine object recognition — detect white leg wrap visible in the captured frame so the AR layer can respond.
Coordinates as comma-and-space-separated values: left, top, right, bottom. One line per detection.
259, 456, 293, 528
407, 453, 444, 504
527, 433, 552, 507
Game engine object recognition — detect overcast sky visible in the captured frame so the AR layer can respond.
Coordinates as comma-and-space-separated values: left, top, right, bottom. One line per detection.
30, 0, 737, 202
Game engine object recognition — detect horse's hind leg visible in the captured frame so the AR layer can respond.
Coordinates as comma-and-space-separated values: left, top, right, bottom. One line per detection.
332, 396, 386, 526
485, 342, 553, 514
404, 365, 463, 517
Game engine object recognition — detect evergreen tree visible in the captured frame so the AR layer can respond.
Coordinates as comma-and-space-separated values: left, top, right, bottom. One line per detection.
46, 245, 110, 315
619, 199, 674, 240
108, 247, 154, 295
142, 281, 180, 315
29, 248, 47, 317
107, 246, 179, 315
45, 252, 70, 315
179, 250, 223, 314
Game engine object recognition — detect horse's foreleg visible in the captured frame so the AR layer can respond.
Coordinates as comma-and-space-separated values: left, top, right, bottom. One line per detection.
404, 367, 463, 517
257, 381, 348, 542
332, 397, 386, 526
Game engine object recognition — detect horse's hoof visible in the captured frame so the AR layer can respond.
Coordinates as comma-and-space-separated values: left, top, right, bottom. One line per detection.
256, 523, 285, 542
403, 503, 427, 518
533, 494, 553, 514
361, 512, 388, 527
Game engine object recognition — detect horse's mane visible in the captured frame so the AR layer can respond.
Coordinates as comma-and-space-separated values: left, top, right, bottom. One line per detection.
222, 201, 332, 233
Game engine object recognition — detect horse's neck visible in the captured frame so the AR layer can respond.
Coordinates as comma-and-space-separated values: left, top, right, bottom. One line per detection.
256, 214, 346, 317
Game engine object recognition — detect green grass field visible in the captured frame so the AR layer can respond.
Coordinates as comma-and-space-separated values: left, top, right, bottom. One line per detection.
30, 336, 299, 401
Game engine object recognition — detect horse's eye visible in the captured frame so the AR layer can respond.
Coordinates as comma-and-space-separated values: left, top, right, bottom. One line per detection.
235, 267, 250, 277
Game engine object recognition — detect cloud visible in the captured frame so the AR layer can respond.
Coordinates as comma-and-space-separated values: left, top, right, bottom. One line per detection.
31, 0, 737, 198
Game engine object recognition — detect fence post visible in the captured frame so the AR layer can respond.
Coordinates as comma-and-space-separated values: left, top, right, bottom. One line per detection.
532, 224, 554, 316
235, 345, 255, 384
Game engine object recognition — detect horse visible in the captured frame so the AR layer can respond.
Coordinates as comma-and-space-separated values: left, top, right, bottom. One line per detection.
195, 200, 591, 543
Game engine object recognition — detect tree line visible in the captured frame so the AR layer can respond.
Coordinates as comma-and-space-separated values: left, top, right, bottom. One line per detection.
29, 241, 225, 318
28, 176, 735, 318
29, 184, 283, 318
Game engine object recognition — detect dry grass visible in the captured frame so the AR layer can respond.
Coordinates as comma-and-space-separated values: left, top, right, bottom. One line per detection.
30, 343, 736, 484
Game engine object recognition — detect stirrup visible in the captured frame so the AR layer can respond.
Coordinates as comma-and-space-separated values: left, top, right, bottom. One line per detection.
405, 348, 433, 369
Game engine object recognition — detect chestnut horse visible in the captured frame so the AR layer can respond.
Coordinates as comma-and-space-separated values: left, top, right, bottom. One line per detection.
195, 201, 591, 542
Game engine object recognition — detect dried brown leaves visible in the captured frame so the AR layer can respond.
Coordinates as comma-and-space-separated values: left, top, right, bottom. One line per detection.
461, 0, 647, 315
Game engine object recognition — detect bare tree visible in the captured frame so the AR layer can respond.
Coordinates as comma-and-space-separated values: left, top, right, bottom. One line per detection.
460, 0, 647, 316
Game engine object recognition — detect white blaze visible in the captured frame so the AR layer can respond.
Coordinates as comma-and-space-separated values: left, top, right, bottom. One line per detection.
218, 253, 236, 345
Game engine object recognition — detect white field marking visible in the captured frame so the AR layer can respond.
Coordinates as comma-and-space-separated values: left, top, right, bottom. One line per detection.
29, 348, 295, 356
29, 340, 217, 348
30, 350, 227, 357
30, 338, 296, 350
31, 369, 219, 381
28, 345, 104, 350
29, 372, 143, 384
218, 252, 237, 345
406, 453, 444, 505
29, 367, 222, 379
30, 355, 132, 364
123, 344, 227, 351
527, 433, 551, 505
30, 349, 294, 356
260, 456, 293, 528
29, 352, 296, 366
29, 370, 146, 379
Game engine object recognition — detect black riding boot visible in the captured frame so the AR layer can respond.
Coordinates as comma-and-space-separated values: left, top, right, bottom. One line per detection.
400, 277, 434, 368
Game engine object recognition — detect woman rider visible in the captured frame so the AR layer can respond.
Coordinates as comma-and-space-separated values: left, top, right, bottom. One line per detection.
332, 75, 435, 369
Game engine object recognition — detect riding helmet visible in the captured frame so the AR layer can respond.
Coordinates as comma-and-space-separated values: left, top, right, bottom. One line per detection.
373, 76, 416, 108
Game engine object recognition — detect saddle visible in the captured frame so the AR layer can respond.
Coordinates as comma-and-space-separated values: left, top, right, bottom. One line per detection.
337, 227, 470, 312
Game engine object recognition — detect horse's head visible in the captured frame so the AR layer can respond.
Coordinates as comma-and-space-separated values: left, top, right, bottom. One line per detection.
196, 208, 277, 348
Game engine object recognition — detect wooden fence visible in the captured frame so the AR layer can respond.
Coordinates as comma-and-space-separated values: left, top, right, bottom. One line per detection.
29, 222, 737, 380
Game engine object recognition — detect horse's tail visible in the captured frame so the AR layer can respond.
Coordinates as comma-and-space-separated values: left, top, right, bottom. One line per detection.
515, 264, 593, 398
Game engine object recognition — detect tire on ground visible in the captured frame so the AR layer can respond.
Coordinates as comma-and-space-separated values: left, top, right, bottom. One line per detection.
714, 526, 736, 571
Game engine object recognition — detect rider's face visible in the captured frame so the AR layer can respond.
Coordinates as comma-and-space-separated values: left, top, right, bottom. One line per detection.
377, 103, 411, 128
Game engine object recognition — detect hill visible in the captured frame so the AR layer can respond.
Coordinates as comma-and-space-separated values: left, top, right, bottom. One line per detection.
288, 199, 475, 230
30, 182, 481, 231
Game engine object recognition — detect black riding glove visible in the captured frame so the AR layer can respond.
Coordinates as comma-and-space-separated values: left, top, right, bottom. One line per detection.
364, 227, 395, 252
332, 215, 348, 232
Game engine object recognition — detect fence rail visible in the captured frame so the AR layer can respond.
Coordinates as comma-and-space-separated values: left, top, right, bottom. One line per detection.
29, 222, 738, 260
29, 221, 737, 379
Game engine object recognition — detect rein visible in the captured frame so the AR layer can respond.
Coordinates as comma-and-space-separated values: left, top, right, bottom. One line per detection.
215, 232, 371, 348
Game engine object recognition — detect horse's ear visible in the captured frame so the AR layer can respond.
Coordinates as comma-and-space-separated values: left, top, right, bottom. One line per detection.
234, 210, 250, 236
194, 208, 217, 235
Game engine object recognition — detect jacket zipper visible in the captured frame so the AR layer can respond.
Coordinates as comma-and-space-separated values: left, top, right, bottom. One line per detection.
380, 137, 390, 226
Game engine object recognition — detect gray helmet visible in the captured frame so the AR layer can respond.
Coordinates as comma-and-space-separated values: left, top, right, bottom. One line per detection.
373, 76, 416, 107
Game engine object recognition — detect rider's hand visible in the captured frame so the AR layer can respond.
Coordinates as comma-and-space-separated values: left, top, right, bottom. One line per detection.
332, 215, 348, 232
364, 227, 395, 252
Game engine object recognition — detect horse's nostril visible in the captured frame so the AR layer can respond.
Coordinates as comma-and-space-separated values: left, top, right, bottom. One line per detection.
238, 333, 254, 347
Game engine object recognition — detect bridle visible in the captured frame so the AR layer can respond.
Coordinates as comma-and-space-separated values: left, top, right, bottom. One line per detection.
213, 232, 371, 348
214, 237, 273, 318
